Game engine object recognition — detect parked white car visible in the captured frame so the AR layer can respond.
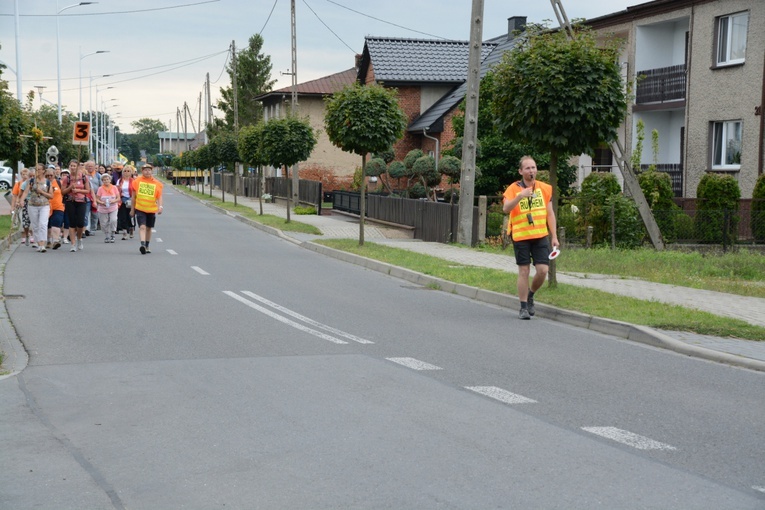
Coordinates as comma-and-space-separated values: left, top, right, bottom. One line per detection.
0, 166, 14, 190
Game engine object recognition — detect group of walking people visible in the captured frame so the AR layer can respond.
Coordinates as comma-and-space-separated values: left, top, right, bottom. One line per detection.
11, 159, 163, 255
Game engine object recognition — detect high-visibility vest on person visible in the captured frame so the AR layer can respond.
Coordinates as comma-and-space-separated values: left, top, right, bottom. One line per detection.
131, 176, 163, 213
503, 180, 552, 242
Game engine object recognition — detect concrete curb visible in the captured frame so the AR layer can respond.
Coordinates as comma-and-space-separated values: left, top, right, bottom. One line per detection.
178, 186, 765, 373
0, 231, 29, 380
303, 241, 765, 373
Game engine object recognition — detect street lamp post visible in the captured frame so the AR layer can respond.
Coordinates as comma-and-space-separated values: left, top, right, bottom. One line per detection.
101, 100, 118, 164
56, 1, 97, 124
94, 86, 114, 163
79, 48, 109, 121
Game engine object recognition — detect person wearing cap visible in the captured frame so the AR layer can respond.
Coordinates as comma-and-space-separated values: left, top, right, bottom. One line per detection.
502, 156, 559, 320
130, 164, 163, 254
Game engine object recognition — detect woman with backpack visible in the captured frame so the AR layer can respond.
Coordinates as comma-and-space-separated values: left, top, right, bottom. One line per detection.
61, 161, 92, 252
19, 164, 53, 253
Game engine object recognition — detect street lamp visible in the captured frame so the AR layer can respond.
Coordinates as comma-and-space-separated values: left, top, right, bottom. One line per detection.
89, 74, 110, 157
79, 48, 109, 120
56, 1, 97, 124
94, 86, 114, 163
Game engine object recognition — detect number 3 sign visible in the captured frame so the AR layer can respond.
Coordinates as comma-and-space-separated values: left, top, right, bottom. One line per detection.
72, 121, 91, 145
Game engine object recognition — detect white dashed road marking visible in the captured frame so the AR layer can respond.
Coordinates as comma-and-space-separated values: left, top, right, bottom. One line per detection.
191, 266, 209, 275
582, 427, 677, 451
241, 291, 373, 344
223, 291, 348, 344
386, 357, 442, 370
466, 386, 537, 404
167, 249, 177, 255
753, 486, 765, 494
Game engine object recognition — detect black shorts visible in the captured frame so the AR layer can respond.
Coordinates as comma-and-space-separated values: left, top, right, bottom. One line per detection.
65, 201, 88, 229
135, 210, 156, 229
513, 236, 550, 266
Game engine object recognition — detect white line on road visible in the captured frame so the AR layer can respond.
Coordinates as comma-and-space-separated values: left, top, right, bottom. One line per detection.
156, 238, 163, 242
191, 266, 209, 275
241, 291, 373, 344
582, 427, 677, 451
386, 357, 442, 370
223, 291, 348, 344
753, 486, 765, 494
465, 386, 537, 404
167, 249, 178, 255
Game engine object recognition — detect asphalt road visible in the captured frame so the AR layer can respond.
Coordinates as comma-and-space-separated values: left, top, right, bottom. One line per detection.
1, 190, 763, 509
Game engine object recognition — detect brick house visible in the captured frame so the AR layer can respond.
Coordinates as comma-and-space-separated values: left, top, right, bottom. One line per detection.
356, 32, 507, 161
583, 0, 764, 198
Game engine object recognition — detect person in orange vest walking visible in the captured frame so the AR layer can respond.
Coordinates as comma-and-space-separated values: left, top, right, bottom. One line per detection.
502, 156, 559, 320
129, 164, 163, 254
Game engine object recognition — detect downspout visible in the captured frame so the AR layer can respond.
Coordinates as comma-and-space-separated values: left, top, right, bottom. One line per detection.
423, 128, 440, 201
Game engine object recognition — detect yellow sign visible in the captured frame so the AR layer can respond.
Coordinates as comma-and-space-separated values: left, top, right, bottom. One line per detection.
72, 122, 91, 145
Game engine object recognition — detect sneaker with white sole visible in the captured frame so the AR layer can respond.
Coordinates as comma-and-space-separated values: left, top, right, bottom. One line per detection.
70, 246, 77, 252
77, 239, 84, 250
519, 308, 531, 320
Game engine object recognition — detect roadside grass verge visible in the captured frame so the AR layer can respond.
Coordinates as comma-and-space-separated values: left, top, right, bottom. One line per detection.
0, 215, 12, 239
476, 243, 765, 298
183, 189, 321, 235
317, 239, 765, 341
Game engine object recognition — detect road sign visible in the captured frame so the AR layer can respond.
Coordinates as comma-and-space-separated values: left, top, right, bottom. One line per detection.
72, 122, 91, 145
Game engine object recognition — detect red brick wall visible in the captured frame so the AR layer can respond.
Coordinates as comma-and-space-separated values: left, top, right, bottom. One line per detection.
392, 86, 422, 161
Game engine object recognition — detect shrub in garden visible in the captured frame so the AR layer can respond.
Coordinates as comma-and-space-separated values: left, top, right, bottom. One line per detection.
695, 173, 740, 244
575, 172, 622, 244
638, 169, 679, 242
605, 194, 645, 249
751, 174, 765, 242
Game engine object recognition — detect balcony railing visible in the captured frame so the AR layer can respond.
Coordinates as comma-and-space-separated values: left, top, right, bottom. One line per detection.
636, 64, 686, 104
640, 163, 683, 197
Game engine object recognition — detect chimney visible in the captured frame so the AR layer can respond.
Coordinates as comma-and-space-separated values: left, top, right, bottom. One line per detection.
508, 16, 527, 39
355, 53, 363, 70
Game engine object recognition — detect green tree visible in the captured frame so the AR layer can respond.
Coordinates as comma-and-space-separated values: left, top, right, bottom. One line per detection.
324, 83, 408, 245
238, 123, 268, 214
216, 34, 276, 132
127, 118, 166, 160
260, 116, 316, 221
0, 74, 31, 173
491, 24, 627, 285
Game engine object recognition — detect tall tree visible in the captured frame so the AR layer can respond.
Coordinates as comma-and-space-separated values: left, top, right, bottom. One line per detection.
238, 123, 268, 215
324, 83, 407, 245
0, 65, 31, 171
491, 24, 627, 285
127, 118, 167, 159
217, 34, 276, 130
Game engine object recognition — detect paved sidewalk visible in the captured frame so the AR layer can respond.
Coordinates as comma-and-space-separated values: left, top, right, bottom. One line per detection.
186, 186, 765, 369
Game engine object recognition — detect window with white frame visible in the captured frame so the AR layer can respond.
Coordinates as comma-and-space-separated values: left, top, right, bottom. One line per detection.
716, 11, 748, 66
712, 120, 742, 169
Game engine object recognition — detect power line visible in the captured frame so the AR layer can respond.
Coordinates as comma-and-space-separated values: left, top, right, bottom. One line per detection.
0, 0, 220, 17
259, 0, 280, 35
210, 48, 231, 85
322, 0, 448, 40
302, 0, 356, 53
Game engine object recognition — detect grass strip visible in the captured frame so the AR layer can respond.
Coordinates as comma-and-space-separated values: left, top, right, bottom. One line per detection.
318, 239, 765, 341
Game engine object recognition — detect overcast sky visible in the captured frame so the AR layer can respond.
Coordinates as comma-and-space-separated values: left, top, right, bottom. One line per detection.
1, 0, 641, 134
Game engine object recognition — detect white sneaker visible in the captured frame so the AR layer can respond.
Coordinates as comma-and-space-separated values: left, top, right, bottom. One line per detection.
77, 239, 84, 250
63, 238, 70, 244
70, 246, 76, 252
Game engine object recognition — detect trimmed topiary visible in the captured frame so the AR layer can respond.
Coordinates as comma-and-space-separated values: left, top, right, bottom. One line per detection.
695, 172, 740, 244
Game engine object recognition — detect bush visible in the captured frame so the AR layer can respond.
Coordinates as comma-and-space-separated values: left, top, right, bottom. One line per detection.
576, 172, 622, 244
606, 194, 645, 249
695, 173, 740, 244
486, 212, 504, 237
293, 205, 317, 215
751, 174, 765, 242
365, 157, 386, 177
639, 169, 680, 242
674, 212, 695, 241
404, 149, 424, 170
556, 202, 579, 242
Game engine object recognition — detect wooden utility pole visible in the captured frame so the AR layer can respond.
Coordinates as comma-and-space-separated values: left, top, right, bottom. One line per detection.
456, 0, 485, 245
232, 39, 239, 206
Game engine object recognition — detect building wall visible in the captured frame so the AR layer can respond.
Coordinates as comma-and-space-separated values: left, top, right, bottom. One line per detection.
298, 96, 359, 177
685, 0, 764, 198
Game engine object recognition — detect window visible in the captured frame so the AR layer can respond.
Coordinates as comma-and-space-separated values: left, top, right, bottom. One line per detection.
712, 121, 742, 169
716, 12, 748, 66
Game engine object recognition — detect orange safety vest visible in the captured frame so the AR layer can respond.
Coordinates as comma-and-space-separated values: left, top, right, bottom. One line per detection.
503, 180, 552, 242
131, 176, 163, 213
